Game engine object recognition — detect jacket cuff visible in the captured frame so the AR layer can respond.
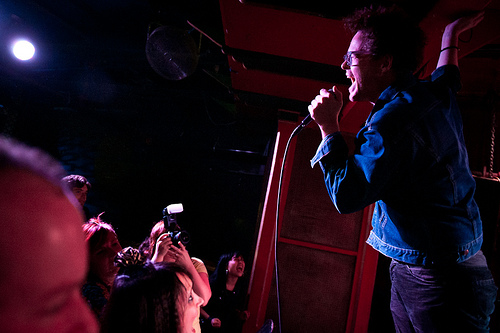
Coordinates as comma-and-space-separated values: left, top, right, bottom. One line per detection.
310, 131, 343, 168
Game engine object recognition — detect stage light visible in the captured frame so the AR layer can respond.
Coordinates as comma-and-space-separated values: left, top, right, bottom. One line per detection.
12, 39, 35, 61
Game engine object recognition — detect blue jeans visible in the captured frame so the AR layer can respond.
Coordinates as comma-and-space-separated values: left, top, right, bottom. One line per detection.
389, 251, 497, 333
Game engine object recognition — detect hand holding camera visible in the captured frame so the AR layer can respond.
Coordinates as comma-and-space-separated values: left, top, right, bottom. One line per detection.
152, 203, 191, 263
151, 233, 174, 262
167, 242, 191, 266
163, 203, 190, 248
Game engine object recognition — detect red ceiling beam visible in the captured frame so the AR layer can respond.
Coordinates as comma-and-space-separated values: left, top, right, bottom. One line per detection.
219, 0, 350, 65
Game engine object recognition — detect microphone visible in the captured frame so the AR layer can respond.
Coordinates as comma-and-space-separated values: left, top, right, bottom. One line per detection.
291, 88, 333, 138
290, 115, 312, 138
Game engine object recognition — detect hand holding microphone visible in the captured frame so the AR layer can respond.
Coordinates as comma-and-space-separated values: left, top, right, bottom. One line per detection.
292, 87, 342, 138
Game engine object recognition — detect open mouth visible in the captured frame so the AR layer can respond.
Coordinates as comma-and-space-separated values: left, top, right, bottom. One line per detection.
347, 74, 356, 93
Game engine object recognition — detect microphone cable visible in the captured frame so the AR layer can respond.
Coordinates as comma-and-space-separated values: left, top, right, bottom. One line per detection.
273, 117, 311, 333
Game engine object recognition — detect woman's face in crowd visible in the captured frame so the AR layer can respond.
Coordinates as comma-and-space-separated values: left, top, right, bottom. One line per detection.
227, 255, 245, 278
89, 231, 122, 285
176, 273, 204, 333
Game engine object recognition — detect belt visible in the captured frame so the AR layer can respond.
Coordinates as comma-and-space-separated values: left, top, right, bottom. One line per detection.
393, 259, 427, 267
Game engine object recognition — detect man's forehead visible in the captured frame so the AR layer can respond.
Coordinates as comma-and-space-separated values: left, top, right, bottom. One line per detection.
349, 31, 365, 50
0, 169, 81, 230
0, 169, 86, 281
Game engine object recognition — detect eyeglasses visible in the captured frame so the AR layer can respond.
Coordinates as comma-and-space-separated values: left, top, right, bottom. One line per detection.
343, 51, 373, 66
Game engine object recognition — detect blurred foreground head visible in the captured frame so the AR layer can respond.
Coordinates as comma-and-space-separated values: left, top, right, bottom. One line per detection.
0, 136, 98, 333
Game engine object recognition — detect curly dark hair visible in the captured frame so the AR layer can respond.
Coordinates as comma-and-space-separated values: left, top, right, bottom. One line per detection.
61, 174, 92, 190
344, 4, 426, 73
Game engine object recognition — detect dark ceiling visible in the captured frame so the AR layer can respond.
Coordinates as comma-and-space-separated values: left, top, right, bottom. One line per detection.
0, 0, 499, 266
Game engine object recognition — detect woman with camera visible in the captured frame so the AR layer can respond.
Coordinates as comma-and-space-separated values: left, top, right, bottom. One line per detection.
147, 220, 212, 333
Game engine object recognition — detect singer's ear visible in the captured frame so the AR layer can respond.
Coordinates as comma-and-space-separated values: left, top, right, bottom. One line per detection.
380, 54, 393, 73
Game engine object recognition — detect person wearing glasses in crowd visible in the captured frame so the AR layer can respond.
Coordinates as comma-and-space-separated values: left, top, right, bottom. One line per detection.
308, 5, 497, 332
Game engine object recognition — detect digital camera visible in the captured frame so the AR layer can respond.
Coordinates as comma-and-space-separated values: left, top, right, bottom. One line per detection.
163, 203, 190, 247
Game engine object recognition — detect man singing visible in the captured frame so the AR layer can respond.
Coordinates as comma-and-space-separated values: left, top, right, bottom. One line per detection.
308, 5, 497, 332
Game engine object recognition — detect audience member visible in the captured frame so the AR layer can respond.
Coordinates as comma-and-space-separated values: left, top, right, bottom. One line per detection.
0, 136, 98, 333
101, 247, 204, 333
148, 220, 212, 333
62, 174, 92, 219
82, 213, 123, 323
201, 251, 249, 333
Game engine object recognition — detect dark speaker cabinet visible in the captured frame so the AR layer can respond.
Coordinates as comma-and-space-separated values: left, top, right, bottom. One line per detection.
243, 120, 378, 333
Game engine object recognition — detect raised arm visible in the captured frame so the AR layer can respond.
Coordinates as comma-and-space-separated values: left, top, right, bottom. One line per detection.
170, 244, 212, 306
437, 11, 485, 69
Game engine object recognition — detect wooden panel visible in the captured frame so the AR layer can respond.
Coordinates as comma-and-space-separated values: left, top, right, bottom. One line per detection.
280, 127, 363, 252
266, 243, 356, 333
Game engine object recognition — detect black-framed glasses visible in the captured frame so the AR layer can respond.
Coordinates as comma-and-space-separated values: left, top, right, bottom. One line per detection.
343, 51, 373, 66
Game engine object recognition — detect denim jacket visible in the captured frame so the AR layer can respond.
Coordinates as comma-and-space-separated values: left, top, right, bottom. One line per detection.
311, 65, 483, 266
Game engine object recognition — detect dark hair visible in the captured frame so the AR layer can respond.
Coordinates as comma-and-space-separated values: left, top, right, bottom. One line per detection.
209, 251, 246, 289
138, 236, 152, 259
61, 174, 92, 190
101, 261, 191, 333
344, 4, 426, 73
